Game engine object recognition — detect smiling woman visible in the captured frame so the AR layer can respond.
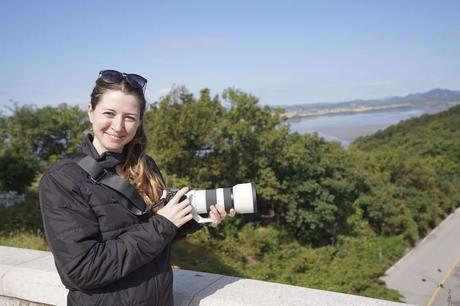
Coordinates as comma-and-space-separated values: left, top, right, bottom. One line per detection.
38, 69, 234, 306
88, 90, 141, 153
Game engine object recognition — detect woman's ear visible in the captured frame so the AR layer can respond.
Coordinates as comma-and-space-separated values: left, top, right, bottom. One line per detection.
87, 104, 94, 123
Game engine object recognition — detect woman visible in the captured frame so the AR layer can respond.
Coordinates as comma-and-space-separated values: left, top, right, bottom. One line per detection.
39, 69, 234, 305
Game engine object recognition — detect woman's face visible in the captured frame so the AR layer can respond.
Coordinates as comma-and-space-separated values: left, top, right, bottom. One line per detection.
88, 90, 141, 154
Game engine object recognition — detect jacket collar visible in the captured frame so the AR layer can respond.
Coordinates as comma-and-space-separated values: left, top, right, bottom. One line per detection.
80, 134, 125, 169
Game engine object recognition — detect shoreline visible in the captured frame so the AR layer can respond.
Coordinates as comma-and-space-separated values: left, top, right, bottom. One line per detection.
283, 104, 411, 120
287, 103, 460, 147
302, 124, 390, 147
283, 101, 460, 121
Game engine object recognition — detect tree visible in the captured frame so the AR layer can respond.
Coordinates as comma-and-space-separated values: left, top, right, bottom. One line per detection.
145, 86, 224, 187
145, 86, 360, 245
0, 103, 88, 192
0, 153, 39, 193
1, 103, 88, 162
278, 133, 361, 244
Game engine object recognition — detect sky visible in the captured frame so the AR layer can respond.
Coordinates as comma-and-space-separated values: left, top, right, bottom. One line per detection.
0, 0, 459, 110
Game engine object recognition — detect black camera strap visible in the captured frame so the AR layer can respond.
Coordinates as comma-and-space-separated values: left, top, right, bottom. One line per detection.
72, 153, 150, 216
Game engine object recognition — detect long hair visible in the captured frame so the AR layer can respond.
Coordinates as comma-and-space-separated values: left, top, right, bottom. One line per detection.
90, 78, 165, 212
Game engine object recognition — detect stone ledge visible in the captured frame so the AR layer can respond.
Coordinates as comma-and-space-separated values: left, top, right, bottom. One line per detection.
0, 246, 413, 306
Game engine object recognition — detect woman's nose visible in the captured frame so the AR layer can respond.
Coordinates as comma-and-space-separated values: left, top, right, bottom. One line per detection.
111, 116, 125, 131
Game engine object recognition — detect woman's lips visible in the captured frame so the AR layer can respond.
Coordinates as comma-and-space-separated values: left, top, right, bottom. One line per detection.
105, 132, 125, 142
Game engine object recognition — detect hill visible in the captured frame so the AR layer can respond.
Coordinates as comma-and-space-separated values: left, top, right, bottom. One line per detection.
353, 104, 460, 162
280, 89, 460, 119
349, 105, 460, 241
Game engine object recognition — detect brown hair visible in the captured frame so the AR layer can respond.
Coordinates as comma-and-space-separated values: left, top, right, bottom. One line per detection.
90, 78, 165, 212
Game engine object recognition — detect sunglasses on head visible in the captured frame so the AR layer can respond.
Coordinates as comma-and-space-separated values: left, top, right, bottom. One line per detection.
98, 70, 147, 90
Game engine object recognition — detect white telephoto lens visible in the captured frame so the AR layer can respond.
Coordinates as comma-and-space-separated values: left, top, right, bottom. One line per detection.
232, 182, 257, 214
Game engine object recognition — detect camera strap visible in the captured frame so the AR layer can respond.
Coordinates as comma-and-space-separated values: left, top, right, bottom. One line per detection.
71, 153, 150, 216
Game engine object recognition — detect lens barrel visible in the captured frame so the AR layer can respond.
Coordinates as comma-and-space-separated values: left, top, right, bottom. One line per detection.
165, 183, 257, 215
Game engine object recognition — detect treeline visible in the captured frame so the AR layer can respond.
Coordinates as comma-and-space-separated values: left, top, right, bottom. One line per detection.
351, 106, 460, 241
1, 88, 459, 300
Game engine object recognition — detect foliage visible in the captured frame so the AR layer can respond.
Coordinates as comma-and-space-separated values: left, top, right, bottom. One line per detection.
279, 133, 362, 244
171, 225, 406, 301
352, 105, 460, 242
146, 87, 363, 245
0, 191, 44, 233
0, 230, 48, 251
2, 90, 460, 301
1, 103, 88, 161
0, 153, 39, 193
354, 105, 460, 162
0, 103, 88, 193
145, 87, 224, 188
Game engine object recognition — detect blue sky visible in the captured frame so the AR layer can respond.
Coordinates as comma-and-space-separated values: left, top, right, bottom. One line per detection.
1, 0, 459, 109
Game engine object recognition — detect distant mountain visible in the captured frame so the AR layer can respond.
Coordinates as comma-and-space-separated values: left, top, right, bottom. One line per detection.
383, 88, 460, 104
279, 89, 460, 119
279, 89, 460, 111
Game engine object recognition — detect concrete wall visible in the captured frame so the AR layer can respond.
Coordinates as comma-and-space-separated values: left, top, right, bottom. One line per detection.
0, 246, 413, 306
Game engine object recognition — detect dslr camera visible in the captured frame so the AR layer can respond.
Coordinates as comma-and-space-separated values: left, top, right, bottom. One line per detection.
164, 183, 257, 223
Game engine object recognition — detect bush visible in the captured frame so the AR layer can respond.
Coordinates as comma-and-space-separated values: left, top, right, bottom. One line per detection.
0, 191, 44, 234
0, 230, 48, 251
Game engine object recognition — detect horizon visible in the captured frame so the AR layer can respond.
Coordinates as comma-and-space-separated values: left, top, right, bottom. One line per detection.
1, 1, 459, 109
3, 87, 458, 113
272, 87, 460, 108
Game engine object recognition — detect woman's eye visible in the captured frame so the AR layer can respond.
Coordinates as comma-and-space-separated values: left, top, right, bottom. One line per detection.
125, 116, 137, 122
103, 112, 115, 117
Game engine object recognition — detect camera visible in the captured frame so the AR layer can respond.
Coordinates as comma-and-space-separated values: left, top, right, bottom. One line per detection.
165, 183, 257, 223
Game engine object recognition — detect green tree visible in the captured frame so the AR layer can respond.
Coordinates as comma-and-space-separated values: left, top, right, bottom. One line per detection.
145, 86, 224, 187
1, 103, 88, 162
278, 133, 361, 244
146, 86, 361, 245
0, 103, 88, 192
0, 153, 39, 193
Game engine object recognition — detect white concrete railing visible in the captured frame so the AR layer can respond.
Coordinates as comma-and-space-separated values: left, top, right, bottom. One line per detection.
0, 246, 413, 306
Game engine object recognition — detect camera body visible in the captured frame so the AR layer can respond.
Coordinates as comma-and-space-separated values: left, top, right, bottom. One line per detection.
165, 183, 257, 223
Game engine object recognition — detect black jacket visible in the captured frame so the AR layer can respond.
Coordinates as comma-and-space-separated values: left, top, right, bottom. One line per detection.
39, 135, 200, 306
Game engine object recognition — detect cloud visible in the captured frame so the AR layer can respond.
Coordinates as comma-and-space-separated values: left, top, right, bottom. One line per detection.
154, 37, 228, 49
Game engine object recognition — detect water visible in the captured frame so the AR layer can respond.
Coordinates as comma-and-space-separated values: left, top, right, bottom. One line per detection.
288, 108, 442, 147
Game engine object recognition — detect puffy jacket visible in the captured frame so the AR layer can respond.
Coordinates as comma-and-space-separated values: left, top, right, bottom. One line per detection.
39, 135, 200, 305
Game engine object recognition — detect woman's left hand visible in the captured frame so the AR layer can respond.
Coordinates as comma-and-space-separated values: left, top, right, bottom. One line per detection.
208, 204, 236, 228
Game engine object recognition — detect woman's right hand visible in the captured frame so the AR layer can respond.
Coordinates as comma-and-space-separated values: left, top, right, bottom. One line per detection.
157, 187, 193, 228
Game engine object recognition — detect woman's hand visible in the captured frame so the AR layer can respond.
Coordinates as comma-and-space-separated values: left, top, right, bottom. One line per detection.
208, 204, 236, 228
157, 187, 193, 228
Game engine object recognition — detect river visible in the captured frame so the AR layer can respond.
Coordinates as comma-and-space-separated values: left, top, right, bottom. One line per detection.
288, 107, 448, 147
